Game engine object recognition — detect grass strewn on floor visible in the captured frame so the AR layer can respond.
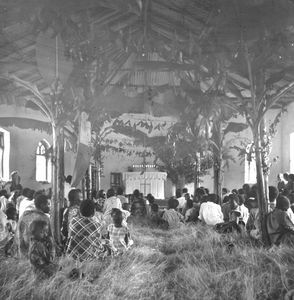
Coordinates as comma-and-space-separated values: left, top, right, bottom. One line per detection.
1, 224, 294, 300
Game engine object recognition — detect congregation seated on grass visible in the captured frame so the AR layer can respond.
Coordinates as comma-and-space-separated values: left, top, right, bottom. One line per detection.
2, 171, 294, 279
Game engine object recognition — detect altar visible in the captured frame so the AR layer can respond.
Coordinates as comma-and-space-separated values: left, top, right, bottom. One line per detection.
123, 171, 167, 199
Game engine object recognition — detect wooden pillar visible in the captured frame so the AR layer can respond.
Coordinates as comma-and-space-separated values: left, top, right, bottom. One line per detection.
50, 125, 64, 245
253, 122, 269, 245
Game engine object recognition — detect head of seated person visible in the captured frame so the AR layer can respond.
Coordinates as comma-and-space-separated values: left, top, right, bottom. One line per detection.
80, 200, 95, 218
167, 197, 179, 210
276, 195, 290, 212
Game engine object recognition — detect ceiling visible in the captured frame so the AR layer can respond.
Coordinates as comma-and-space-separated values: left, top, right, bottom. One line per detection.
1, 0, 294, 110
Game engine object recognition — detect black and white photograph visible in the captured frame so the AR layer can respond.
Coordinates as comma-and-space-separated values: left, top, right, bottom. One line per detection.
1, 0, 294, 299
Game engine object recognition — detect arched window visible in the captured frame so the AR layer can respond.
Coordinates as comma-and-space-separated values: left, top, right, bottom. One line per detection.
36, 140, 52, 182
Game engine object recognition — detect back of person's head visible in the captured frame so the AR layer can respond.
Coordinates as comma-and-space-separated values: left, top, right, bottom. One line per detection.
175, 189, 182, 198
116, 187, 124, 196
182, 188, 188, 194
0, 189, 8, 198
248, 196, 258, 208
133, 189, 140, 198
194, 188, 206, 201
65, 175, 72, 184
22, 188, 31, 198
80, 200, 95, 217
223, 195, 230, 204
269, 186, 279, 202
29, 219, 48, 240
201, 195, 208, 203
107, 188, 115, 198
146, 193, 153, 201
98, 190, 105, 199
148, 195, 155, 204
33, 189, 45, 200
222, 188, 228, 195
242, 184, 250, 193
238, 194, 246, 205
248, 190, 257, 199
68, 189, 80, 206
238, 188, 244, 195
6, 206, 17, 220
111, 208, 123, 226
229, 194, 240, 209
289, 174, 294, 182
232, 189, 238, 195
28, 189, 35, 200
10, 182, 22, 192
276, 195, 290, 211
35, 194, 49, 213
207, 193, 219, 204
186, 199, 193, 209
168, 197, 179, 209
283, 173, 289, 181
151, 203, 159, 213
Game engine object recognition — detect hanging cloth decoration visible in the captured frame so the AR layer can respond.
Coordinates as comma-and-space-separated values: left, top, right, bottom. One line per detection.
71, 112, 92, 187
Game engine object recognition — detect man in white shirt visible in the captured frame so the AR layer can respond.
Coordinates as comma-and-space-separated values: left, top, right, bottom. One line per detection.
199, 194, 224, 226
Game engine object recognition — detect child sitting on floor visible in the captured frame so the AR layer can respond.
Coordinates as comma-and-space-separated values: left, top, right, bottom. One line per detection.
184, 199, 195, 222
107, 208, 133, 254
29, 219, 58, 279
148, 203, 168, 229
162, 198, 184, 229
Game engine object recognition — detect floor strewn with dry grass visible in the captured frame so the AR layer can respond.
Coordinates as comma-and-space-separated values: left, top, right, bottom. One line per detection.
1, 224, 294, 300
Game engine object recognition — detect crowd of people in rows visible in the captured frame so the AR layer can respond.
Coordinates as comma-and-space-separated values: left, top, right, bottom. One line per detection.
1, 171, 294, 279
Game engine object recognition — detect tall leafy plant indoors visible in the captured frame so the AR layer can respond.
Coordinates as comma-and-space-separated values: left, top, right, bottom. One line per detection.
192, 0, 294, 244
211, 119, 248, 201
213, 51, 292, 245
167, 112, 214, 189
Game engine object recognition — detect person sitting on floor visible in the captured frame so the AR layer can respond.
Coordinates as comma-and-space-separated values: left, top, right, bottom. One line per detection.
116, 187, 128, 206
246, 195, 261, 240
6, 206, 17, 233
0, 209, 13, 260
16, 194, 53, 259
235, 194, 249, 226
199, 194, 223, 226
66, 200, 108, 261
61, 189, 81, 244
162, 198, 184, 229
222, 194, 238, 223
107, 208, 133, 254
266, 195, 294, 246
18, 188, 35, 219
268, 185, 294, 223
184, 199, 195, 222
148, 203, 168, 229
28, 219, 58, 279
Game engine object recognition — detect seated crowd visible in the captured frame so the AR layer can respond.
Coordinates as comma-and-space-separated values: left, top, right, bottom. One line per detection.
0, 172, 294, 279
